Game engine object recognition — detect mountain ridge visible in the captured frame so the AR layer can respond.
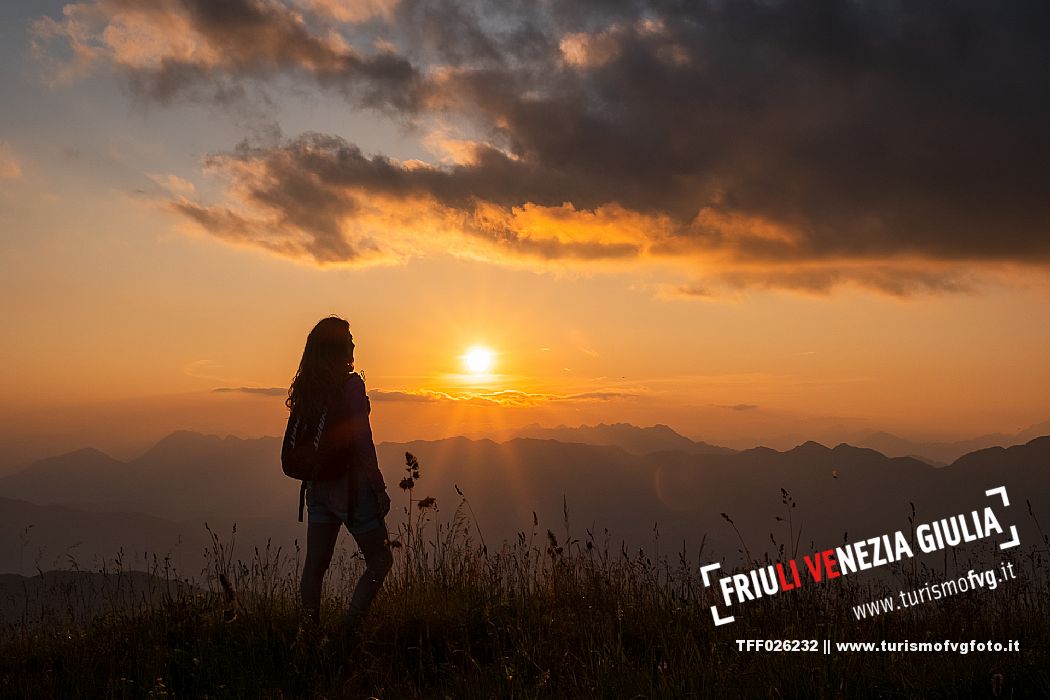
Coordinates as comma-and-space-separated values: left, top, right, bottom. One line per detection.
1, 427, 1046, 576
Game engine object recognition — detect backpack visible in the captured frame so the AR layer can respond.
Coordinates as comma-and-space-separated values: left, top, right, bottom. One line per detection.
281, 405, 350, 521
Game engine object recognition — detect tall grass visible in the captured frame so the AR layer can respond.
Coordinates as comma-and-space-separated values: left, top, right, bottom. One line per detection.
1, 463, 1047, 698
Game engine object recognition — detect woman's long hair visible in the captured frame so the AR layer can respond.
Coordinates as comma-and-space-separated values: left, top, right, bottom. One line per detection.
286, 316, 353, 419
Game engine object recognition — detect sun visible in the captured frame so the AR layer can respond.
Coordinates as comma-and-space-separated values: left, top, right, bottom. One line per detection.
462, 345, 495, 374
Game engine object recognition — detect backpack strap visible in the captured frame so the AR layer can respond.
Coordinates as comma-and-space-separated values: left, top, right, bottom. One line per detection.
298, 481, 307, 522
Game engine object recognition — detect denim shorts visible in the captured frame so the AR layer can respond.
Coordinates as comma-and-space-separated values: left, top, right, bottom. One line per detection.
305, 467, 382, 534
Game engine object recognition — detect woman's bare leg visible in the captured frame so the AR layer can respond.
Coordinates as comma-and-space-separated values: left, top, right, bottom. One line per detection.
346, 522, 394, 626
301, 521, 341, 618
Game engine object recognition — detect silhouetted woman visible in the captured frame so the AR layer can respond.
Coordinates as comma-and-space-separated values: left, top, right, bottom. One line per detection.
285, 316, 393, 632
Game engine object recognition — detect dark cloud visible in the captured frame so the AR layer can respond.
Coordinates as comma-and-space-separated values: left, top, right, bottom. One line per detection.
34, 0, 1050, 291
682, 266, 977, 297
170, 132, 645, 263
368, 389, 439, 403
33, 0, 422, 109
212, 386, 286, 396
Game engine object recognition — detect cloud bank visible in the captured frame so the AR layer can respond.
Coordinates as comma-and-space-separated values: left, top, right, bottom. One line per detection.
369, 387, 635, 407
33, 0, 1050, 294
212, 386, 287, 396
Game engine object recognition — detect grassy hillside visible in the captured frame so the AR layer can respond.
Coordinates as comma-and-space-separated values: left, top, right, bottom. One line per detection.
2, 483, 1047, 699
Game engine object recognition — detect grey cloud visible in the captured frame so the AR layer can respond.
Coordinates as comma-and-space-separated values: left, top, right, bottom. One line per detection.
212, 386, 287, 396
34, 0, 423, 110
36, 0, 1050, 291
369, 389, 439, 402
173, 131, 643, 263
716, 267, 978, 297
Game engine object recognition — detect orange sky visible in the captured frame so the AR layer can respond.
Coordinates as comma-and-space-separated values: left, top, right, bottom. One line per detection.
2, 1, 1049, 465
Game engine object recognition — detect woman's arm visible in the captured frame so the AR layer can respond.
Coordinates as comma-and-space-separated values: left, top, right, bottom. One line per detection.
342, 373, 388, 496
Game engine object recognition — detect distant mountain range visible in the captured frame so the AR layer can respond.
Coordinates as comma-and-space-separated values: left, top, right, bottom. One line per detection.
0, 432, 291, 522
486, 420, 1050, 465
479, 422, 734, 456
849, 420, 1050, 465
1, 426, 1046, 578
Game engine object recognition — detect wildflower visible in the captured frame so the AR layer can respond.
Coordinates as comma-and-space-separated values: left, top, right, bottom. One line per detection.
399, 477, 415, 490
417, 496, 437, 510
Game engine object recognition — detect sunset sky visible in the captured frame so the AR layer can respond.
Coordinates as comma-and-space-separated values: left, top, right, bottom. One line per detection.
2, 0, 1049, 463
